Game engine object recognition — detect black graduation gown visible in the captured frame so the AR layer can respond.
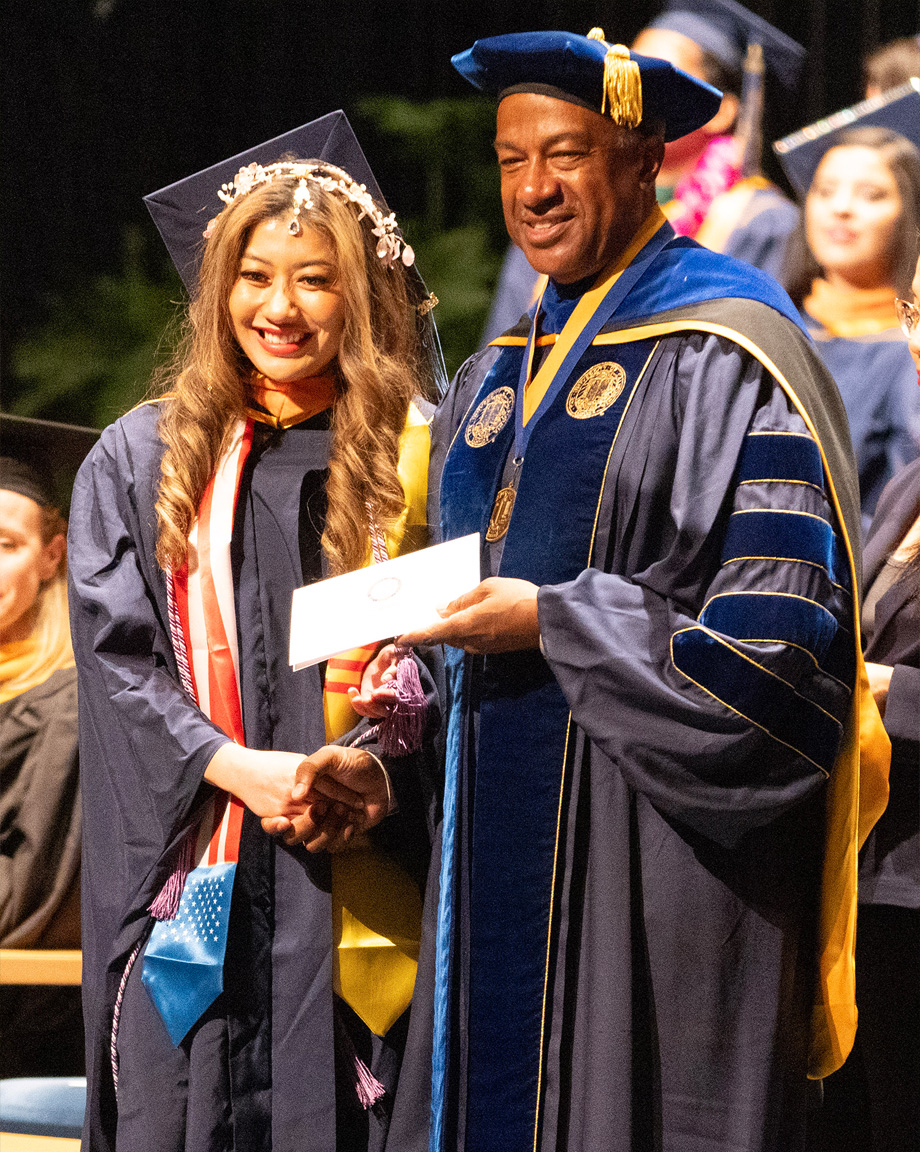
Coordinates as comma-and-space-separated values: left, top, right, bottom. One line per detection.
68, 402, 435, 1152
0, 665, 84, 1078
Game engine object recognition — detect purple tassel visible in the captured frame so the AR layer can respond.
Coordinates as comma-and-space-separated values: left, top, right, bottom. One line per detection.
148, 830, 195, 921
334, 1003, 387, 1109
354, 1053, 387, 1110
376, 646, 426, 757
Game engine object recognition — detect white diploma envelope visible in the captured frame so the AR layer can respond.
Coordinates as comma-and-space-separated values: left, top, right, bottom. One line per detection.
289, 532, 481, 670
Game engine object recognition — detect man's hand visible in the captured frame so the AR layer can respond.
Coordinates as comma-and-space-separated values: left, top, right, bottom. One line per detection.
348, 643, 400, 718
261, 745, 391, 852
397, 577, 540, 654
205, 744, 362, 821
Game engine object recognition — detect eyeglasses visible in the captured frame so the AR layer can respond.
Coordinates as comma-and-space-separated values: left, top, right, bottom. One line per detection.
895, 297, 920, 339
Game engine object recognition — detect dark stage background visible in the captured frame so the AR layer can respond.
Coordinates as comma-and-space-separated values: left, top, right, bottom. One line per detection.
4, 0, 920, 422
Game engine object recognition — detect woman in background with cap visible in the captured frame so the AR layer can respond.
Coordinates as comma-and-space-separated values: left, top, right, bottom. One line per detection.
783, 126, 920, 530
0, 457, 83, 1079
68, 130, 442, 1152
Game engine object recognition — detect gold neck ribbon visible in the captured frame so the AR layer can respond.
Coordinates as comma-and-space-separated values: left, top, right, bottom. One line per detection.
523, 205, 668, 425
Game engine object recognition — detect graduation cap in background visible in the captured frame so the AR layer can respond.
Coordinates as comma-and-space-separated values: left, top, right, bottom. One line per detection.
644, 0, 805, 178
144, 111, 393, 295
773, 79, 920, 198
452, 30, 722, 142
0, 414, 100, 513
646, 0, 805, 92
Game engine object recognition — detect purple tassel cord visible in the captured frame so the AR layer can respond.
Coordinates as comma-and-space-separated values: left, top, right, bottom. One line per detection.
148, 829, 196, 921
364, 506, 427, 756
354, 1053, 387, 1110
334, 1003, 387, 1109
374, 645, 426, 757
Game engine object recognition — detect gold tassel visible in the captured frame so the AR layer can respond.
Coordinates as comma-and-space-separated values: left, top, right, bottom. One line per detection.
586, 29, 643, 129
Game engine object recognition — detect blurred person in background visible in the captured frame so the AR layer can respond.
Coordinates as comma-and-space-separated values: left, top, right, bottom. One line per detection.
632, 0, 802, 276
0, 446, 83, 1079
811, 255, 920, 1152
783, 126, 920, 530
863, 35, 920, 98
482, 0, 803, 343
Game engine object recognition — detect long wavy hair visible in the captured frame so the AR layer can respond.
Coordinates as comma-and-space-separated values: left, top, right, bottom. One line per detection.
783, 127, 920, 308
1, 502, 73, 698
155, 169, 431, 575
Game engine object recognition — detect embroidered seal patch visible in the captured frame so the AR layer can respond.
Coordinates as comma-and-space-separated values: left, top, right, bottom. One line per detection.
566, 362, 627, 419
465, 386, 515, 447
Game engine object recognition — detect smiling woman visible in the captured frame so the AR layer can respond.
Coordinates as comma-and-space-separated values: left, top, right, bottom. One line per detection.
228, 221, 346, 387
66, 119, 444, 1152
783, 126, 920, 527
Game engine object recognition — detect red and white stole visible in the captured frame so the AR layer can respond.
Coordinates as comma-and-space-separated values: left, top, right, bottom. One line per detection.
162, 407, 429, 1043
170, 418, 254, 869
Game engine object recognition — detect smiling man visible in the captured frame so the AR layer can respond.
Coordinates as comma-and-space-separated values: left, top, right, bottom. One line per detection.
403, 29, 889, 1152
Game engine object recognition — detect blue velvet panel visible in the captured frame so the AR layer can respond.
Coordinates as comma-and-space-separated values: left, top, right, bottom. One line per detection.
700, 591, 838, 656
721, 509, 848, 588
672, 626, 842, 773
609, 237, 806, 333
438, 336, 655, 1152
736, 431, 824, 487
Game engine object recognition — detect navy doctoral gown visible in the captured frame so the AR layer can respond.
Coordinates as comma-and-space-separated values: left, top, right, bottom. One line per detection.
425, 247, 862, 1152
68, 406, 436, 1152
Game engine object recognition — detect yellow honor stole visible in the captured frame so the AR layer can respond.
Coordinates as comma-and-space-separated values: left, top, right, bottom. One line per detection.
326, 401, 430, 1036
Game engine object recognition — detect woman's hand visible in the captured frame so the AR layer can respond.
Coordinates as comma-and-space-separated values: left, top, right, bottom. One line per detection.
262, 746, 392, 853
347, 643, 399, 718
205, 742, 362, 821
865, 661, 893, 717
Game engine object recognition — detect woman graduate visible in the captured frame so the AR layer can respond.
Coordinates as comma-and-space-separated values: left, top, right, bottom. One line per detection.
0, 446, 84, 1080
782, 125, 920, 529
68, 115, 443, 1152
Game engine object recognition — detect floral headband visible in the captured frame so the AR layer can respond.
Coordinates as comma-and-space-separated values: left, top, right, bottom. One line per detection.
205, 160, 415, 270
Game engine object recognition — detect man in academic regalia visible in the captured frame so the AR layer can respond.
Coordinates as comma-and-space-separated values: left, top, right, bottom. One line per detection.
399, 29, 889, 1152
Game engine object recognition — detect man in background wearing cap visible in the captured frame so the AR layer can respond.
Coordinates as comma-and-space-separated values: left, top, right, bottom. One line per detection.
399, 28, 886, 1152
483, 1, 803, 343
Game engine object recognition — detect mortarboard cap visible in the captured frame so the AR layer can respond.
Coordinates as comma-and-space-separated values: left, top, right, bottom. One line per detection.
648, 0, 804, 91
452, 30, 722, 142
144, 111, 391, 294
773, 80, 920, 198
0, 414, 100, 513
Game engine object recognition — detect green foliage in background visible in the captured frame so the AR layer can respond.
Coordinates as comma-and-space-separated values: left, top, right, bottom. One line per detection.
354, 95, 506, 381
7, 96, 507, 423
10, 228, 185, 429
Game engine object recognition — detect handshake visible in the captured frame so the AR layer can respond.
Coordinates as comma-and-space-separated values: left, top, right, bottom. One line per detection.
205, 740, 393, 854
260, 744, 393, 854
206, 643, 404, 853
